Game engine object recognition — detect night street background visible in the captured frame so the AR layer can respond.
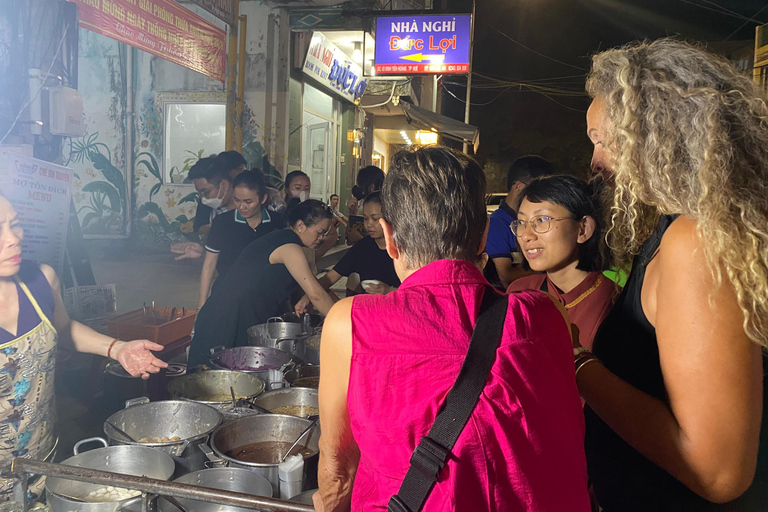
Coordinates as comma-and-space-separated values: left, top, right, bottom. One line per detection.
442, 0, 766, 187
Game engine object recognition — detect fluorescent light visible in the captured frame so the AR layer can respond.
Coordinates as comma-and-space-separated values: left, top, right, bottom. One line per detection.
353, 42, 362, 64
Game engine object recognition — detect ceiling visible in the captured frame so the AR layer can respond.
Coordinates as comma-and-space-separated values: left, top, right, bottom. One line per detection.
374, 128, 418, 145
321, 30, 376, 73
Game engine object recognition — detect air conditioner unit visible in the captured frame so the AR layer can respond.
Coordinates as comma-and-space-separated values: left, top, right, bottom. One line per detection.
48, 86, 86, 137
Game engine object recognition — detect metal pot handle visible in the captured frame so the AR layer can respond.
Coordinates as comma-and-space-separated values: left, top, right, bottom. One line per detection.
73, 437, 108, 455
274, 337, 295, 348
114, 494, 145, 511
209, 345, 225, 355
280, 360, 298, 374
266, 317, 283, 324
198, 443, 227, 467
124, 396, 150, 409
176, 439, 190, 455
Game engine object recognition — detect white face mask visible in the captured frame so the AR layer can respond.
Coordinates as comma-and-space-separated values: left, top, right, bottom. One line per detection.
298, 191, 308, 203
201, 184, 224, 209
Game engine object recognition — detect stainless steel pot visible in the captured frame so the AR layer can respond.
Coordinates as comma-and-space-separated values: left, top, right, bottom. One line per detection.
283, 365, 320, 389
251, 388, 318, 417
248, 336, 318, 367
247, 317, 304, 346
167, 370, 265, 410
279, 313, 324, 329
46, 438, 175, 512
290, 489, 318, 505
208, 415, 320, 496
158, 468, 272, 511
208, 347, 298, 390
298, 334, 320, 365
104, 398, 222, 476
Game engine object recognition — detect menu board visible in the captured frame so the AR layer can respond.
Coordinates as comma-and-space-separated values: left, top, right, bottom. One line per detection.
0, 152, 73, 272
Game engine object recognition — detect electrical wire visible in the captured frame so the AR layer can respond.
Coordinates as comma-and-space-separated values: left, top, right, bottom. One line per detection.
485, 24, 588, 72
445, 73, 587, 96
359, 80, 410, 108
697, 0, 765, 23
724, 2, 768, 40
0, 22, 68, 145
443, 83, 513, 106
678, 0, 762, 23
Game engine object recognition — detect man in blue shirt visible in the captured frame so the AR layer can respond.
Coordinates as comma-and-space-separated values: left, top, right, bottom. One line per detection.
484, 155, 553, 289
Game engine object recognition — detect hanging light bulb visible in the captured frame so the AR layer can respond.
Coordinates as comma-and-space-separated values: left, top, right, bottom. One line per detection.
353, 42, 363, 64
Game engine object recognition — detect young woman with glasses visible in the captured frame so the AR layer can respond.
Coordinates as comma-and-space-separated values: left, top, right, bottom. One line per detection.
507, 174, 618, 350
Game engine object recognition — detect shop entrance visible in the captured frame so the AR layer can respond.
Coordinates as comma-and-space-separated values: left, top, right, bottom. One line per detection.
303, 119, 332, 200
301, 83, 338, 201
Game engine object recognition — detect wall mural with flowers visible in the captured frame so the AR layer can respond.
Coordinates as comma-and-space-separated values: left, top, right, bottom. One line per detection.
72, 2, 290, 249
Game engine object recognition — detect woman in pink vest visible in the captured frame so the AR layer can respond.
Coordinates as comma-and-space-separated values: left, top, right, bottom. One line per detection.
314, 146, 590, 512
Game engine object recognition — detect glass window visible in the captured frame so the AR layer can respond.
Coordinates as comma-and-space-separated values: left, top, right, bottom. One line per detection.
303, 83, 333, 119
163, 102, 225, 183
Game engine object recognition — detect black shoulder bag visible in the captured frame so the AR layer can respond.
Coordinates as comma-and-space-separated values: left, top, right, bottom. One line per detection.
387, 287, 508, 512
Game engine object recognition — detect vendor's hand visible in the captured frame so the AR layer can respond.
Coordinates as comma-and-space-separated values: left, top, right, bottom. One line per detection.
365, 282, 395, 295
294, 295, 311, 316
113, 340, 168, 380
171, 242, 203, 260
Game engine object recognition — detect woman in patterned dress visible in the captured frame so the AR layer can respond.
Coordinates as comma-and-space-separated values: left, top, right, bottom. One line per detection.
0, 193, 167, 500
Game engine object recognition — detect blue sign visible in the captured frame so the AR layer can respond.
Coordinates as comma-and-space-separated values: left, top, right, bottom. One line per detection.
374, 14, 472, 75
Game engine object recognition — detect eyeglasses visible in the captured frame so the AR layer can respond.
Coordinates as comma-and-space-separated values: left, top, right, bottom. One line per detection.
510, 216, 573, 237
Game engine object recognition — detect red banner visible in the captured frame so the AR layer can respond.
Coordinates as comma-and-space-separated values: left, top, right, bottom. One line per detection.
69, 0, 226, 82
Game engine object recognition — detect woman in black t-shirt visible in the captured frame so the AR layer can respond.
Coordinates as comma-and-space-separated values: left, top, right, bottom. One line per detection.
188, 200, 338, 368
294, 193, 399, 314
198, 170, 282, 308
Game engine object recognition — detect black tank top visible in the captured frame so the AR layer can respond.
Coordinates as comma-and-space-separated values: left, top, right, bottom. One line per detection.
585, 215, 768, 511
187, 229, 303, 369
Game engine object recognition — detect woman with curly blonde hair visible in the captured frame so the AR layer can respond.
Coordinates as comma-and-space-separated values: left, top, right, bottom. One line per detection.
576, 38, 768, 511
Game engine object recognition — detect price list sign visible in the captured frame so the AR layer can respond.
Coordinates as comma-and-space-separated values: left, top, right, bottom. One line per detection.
0, 153, 73, 272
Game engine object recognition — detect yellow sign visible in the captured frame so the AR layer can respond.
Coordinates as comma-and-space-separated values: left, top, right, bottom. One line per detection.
416, 130, 438, 145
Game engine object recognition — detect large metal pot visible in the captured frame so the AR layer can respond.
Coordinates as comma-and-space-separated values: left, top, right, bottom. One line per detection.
208, 347, 298, 390
104, 398, 222, 476
248, 335, 318, 367
283, 365, 320, 389
251, 388, 318, 418
158, 468, 272, 511
290, 489, 318, 505
246, 317, 304, 346
46, 438, 175, 512
208, 415, 320, 496
167, 370, 265, 410
279, 313, 324, 329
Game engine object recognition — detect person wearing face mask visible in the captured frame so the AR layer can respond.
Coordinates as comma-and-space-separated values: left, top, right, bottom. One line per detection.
0, 192, 167, 500
198, 170, 284, 309
186, 199, 339, 369
171, 157, 236, 261
282, 170, 338, 261
507, 175, 618, 351
294, 193, 400, 315
284, 170, 311, 203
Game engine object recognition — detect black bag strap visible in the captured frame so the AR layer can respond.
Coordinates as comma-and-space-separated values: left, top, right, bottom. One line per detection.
388, 287, 508, 512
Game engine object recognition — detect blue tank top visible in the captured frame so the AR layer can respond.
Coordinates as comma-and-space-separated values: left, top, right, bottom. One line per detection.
0, 261, 55, 344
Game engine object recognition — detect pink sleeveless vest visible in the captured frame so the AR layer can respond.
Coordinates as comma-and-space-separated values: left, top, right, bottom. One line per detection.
348, 260, 590, 511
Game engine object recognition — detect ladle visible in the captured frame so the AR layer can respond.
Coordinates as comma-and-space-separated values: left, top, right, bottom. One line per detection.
105, 420, 137, 443
280, 416, 319, 463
